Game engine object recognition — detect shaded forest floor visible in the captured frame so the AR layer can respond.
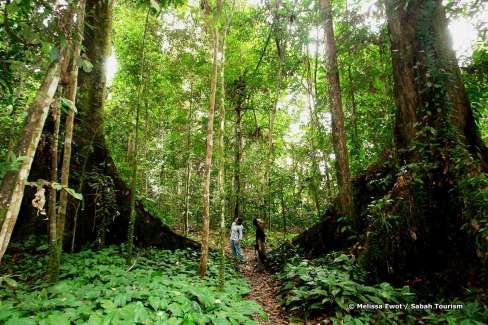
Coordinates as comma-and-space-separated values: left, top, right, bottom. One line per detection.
240, 246, 288, 325
0, 239, 267, 324
180, 229, 300, 324
2, 230, 487, 324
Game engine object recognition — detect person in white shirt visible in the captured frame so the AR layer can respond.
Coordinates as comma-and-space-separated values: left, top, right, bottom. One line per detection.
230, 217, 244, 261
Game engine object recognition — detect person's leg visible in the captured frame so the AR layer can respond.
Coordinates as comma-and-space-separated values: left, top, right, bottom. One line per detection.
254, 244, 258, 260
230, 240, 237, 257
235, 242, 244, 261
256, 239, 267, 269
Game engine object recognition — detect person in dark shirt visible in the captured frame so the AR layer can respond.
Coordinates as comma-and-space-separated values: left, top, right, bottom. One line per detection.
253, 218, 267, 268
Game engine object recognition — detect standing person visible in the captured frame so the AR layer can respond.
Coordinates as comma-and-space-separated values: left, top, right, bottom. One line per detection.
230, 218, 244, 261
253, 218, 267, 269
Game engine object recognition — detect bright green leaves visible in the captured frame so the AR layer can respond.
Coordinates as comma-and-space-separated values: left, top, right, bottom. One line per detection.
5, 317, 38, 325
39, 313, 70, 325
0, 247, 265, 324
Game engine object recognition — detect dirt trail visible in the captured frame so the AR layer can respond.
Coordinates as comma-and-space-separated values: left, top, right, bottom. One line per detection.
240, 247, 289, 325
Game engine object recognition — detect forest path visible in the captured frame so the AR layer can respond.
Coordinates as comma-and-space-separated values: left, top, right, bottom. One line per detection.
240, 247, 289, 325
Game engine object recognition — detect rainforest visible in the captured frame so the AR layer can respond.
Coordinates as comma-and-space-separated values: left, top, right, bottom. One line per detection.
0, 0, 487, 324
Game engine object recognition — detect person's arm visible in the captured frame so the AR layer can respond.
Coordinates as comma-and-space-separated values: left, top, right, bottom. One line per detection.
238, 225, 243, 241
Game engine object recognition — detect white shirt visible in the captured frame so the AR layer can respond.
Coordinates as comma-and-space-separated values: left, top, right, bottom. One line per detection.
230, 222, 243, 241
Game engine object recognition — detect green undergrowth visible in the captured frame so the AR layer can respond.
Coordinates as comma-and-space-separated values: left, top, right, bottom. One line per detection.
0, 245, 266, 325
277, 251, 488, 324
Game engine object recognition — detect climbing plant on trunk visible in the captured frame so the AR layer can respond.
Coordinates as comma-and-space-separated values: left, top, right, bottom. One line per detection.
359, 0, 488, 282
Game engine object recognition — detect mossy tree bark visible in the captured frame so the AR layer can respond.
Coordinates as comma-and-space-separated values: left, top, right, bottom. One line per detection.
386, 0, 487, 164
355, 0, 488, 284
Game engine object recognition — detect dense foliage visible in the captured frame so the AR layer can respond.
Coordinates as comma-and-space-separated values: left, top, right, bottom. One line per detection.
277, 251, 488, 324
0, 239, 265, 324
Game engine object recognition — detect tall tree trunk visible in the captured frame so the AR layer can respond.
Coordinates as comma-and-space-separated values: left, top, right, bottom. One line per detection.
141, 101, 149, 196
128, 8, 151, 259
48, 20, 72, 273
320, 0, 354, 220
183, 161, 192, 234
385, 0, 487, 167
58, 0, 86, 260
305, 54, 322, 219
199, 8, 220, 277
265, 0, 286, 230
266, 64, 282, 230
0, 60, 61, 262
68, 0, 114, 249
310, 43, 334, 201
48, 103, 61, 282
280, 187, 287, 234
347, 65, 360, 161
352, 0, 488, 282
233, 95, 243, 220
183, 99, 193, 236
218, 20, 228, 289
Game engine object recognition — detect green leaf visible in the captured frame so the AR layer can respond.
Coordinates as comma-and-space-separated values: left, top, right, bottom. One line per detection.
49, 46, 58, 62
51, 182, 63, 191
60, 35, 67, 50
6, 318, 36, 325
35, 244, 48, 252
150, 0, 161, 12
78, 58, 93, 73
167, 303, 182, 317
59, 97, 77, 113
366, 294, 383, 305
113, 294, 128, 307
64, 187, 83, 200
42, 313, 70, 325
100, 299, 116, 312
87, 313, 103, 325
148, 296, 160, 310
2, 276, 17, 289
335, 296, 348, 311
